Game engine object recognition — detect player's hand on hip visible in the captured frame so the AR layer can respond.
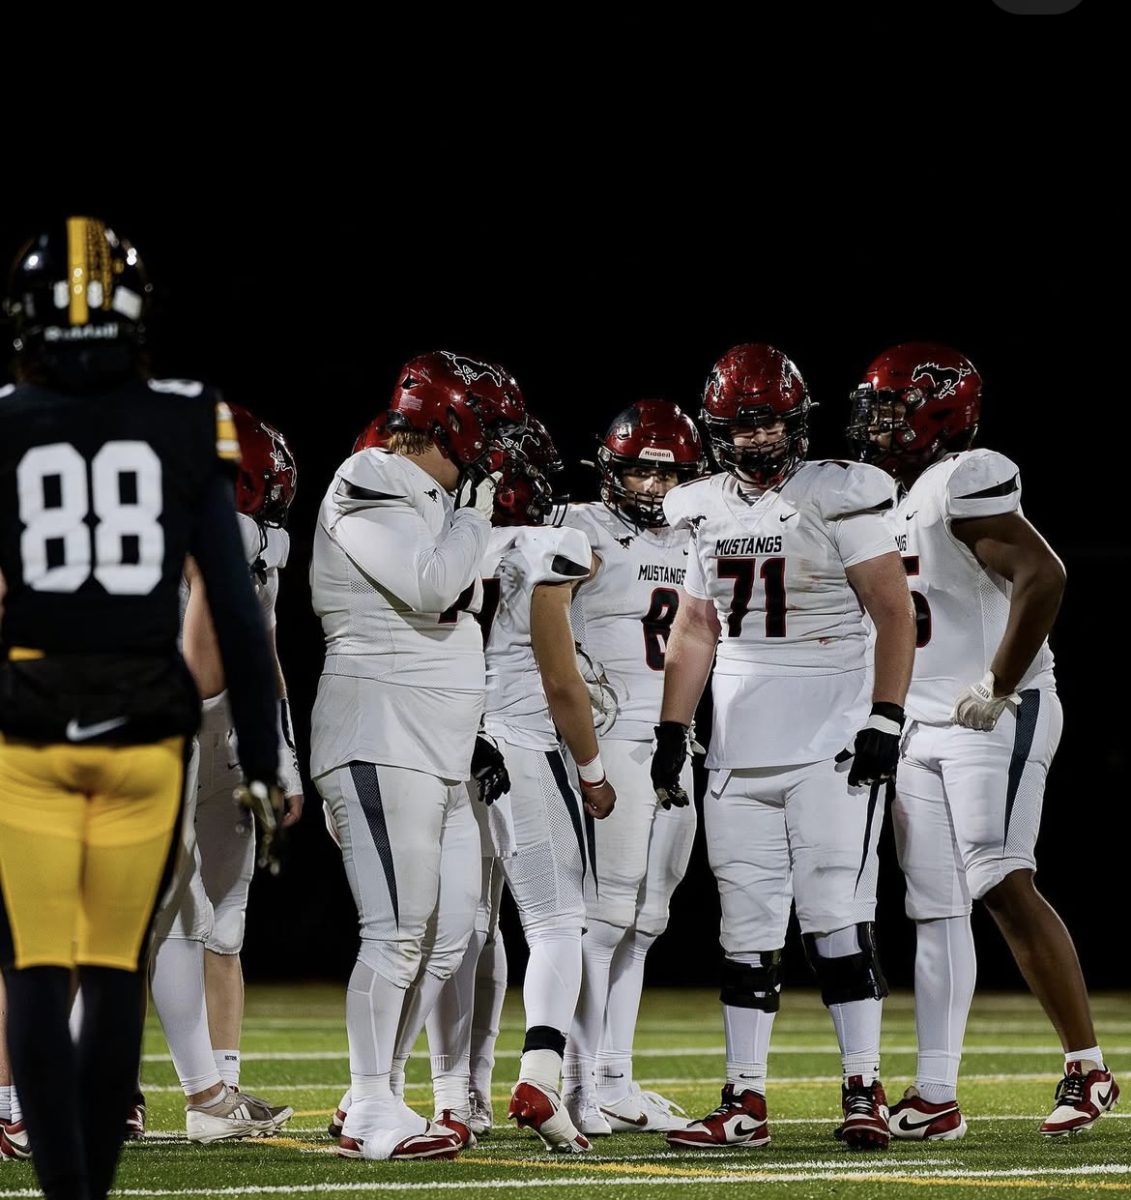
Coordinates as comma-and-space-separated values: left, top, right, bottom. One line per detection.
951, 671, 1021, 731
580, 776, 616, 819
836, 702, 905, 788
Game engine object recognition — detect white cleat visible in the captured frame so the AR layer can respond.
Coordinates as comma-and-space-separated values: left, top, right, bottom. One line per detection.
600, 1084, 690, 1132
468, 1089, 493, 1137
185, 1087, 281, 1144
564, 1086, 612, 1137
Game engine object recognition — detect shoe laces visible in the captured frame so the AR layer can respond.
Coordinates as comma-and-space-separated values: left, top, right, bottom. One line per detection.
844, 1083, 879, 1117
640, 1090, 688, 1118
1054, 1071, 1086, 1108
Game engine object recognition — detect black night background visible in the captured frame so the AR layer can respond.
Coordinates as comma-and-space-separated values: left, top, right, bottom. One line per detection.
1, 1, 1122, 997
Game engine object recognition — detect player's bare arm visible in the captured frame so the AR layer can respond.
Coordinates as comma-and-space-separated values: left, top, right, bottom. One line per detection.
182, 556, 225, 700
659, 591, 720, 725
952, 511, 1066, 695
531, 580, 616, 819
846, 550, 916, 708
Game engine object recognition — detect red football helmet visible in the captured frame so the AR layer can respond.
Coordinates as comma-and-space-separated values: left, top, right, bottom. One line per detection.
702, 344, 813, 487
493, 415, 564, 527
846, 342, 982, 477
230, 403, 297, 527
597, 400, 708, 528
352, 409, 390, 454
387, 350, 526, 471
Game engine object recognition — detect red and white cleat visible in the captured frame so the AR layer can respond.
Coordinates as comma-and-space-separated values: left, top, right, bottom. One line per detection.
124, 1093, 146, 1141
665, 1084, 769, 1149
1039, 1062, 1120, 1136
0, 1119, 31, 1160
338, 1121, 463, 1161
834, 1076, 890, 1150
433, 1109, 477, 1149
508, 1081, 590, 1153
887, 1086, 967, 1141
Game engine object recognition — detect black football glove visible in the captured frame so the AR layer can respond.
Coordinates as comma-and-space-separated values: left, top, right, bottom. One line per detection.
471, 733, 510, 805
651, 721, 692, 809
234, 777, 286, 875
836, 702, 905, 788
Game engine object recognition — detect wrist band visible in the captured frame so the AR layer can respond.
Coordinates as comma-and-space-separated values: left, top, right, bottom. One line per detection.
577, 753, 605, 786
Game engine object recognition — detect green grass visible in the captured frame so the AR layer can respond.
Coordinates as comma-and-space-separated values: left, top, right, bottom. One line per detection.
3, 986, 1128, 1198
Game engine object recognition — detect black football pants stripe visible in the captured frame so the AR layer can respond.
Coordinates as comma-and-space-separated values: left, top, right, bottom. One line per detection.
854, 777, 890, 895
350, 761, 399, 926
1003, 690, 1039, 848
545, 749, 589, 882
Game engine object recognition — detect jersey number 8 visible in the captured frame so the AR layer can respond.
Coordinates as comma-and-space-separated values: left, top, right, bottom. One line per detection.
17, 441, 165, 594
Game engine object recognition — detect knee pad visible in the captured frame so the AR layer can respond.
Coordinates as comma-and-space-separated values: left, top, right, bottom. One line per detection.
803, 923, 889, 1006
356, 934, 421, 991
205, 903, 247, 956
720, 952, 782, 1013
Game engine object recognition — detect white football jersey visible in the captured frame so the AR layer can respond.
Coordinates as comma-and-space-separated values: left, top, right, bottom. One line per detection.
665, 461, 899, 769
564, 502, 690, 741
309, 448, 490, 779
888, 449, 1056, 725
483, 524, 592, 751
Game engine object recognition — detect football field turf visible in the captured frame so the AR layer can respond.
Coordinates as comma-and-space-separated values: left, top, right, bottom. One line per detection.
3, 985, 1126, 1199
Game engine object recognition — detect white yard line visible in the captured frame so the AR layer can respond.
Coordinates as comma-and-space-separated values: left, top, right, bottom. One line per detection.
2, 1163, 1129, 1197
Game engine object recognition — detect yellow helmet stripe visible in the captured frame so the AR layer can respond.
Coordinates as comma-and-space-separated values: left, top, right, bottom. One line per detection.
66, 216, 92, 326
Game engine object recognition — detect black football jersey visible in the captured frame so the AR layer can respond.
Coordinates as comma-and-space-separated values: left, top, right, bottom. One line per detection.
0, 375, 239, 654
0, 374, 263, 748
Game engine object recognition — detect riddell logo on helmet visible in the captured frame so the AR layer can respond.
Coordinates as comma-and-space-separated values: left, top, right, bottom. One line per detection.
639, 447, 676, 462
912, 362, 971, 399
45, 323, 120, 342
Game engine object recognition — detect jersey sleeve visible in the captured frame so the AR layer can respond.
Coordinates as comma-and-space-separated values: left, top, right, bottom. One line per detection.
257, 568, 280, 629
662, 477, 711, 531
683, 539, 709, 599
517, 526, 592, 587
945, 448, 1022, 519
814, 461, 898, 520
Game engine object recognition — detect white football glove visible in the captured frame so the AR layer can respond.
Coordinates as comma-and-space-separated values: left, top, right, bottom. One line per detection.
454, 469, 501, 522
951, 670, 1021, 732
575, 646, 619, 736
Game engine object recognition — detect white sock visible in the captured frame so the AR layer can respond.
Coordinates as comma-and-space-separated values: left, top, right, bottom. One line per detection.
565, 919, 624, 1091
394, 968, 447, 1099
813, 927, 882, 1086
346, 952, 406, 1103
150, 937, 222, 1096
1067, 1046, 1105, 1071
523, 926, 583, 1037
913, 916, 976, 1104
519, 1047, 563, 1093
597, 927, 657, 1098
9, 1090, 21, 1125
0, 1085, 11, 1123
213, 1049, 241, 1089
723, 1004, 775, 1095
426, 929, 486, 1118
470, 931, 508, 1097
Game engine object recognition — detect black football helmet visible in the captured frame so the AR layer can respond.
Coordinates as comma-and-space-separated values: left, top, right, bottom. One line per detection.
5, 216, 152, 363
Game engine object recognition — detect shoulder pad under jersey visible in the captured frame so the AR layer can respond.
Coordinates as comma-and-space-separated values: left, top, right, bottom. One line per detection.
945, 448, 1022, 519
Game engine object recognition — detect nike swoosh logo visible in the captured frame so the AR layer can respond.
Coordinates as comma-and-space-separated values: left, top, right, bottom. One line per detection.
896, 1108, 957, 1132
65, 716, 128, 742
1098, 1087, 1114, 1107
732, 1119, 764, 1137
779, 513, 797, 522
601, 1107, 647, 1126
905, 511, 918, 521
